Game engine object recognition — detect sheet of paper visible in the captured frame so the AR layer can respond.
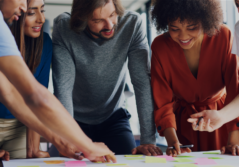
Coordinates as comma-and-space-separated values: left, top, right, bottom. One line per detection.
145, 156, 166, 163
125, 158, 144, 160
124, 155, 143, 157
156, 155, 175, 161
195, 158, 217, 165
174, 164, 197, 167
208, 157, 223, 159
44, 160, 64, 164
106, 164, 128, 166
18, 166, 40, 167
174, 158, 193, 162
65, 161, 87, 167
203, 152, 220, 154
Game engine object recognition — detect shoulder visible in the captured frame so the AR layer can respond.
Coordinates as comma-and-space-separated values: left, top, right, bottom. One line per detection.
118, 10, 142, 27
54, 12, 71, 24
43, 32, 52, 44
151, 33, 171, 51
42, 32, 52, 58
214, 24, 232, 40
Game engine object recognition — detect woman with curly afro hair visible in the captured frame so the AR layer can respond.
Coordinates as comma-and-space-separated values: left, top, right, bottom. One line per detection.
151, 0, 239, 156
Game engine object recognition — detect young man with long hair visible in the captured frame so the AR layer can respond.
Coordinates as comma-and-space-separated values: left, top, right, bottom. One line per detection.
52, 0, 161, 156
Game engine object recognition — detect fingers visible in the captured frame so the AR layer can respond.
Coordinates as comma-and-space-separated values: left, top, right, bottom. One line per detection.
141, 149, 151, 156
221, 146, 226, 154
131, 148, 137, 155
190, 112, 205, 118
198, 118, 205, 131
155, 147, 163, 155
148, 148, 157, 156
187, 118, 198, 123
174, 143, 181, 155
172, 149, 177, 157
166, 149, 173, 156
0, 150, 10, 161
107, 154, 117, 163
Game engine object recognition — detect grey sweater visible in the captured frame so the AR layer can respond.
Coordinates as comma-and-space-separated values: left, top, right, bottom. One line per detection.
52, 11, 156, 144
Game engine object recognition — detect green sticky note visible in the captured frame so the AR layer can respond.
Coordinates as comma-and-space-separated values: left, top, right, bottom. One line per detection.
212, 166, 234, 167
18, 166, 40, 167
174, 164, 197, 167
177, 156, 194, 158
126, 158, 144, 160
174, 158, 193, 162
203, 152, 220, 154
124, 155, 143, 157
106, 164, 128, 166
208, 157, 223, 159
145, 156, 167, 163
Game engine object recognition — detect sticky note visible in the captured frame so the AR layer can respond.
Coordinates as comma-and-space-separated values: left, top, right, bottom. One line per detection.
212, 166, 234, 167
124, 155, 143, 157
145, 156, 167, 163
156, 155, 175, 161
208, 157, 223, 159
106, 164, 128, 166
174, 158, 193, 162
177, 156, 194, 158
174, 164, 197, 167
195, 158, 217, 165
44, 160, 65, 164
65, 161, 87, 167
126, 158, 144, 160
203, 152, 220, 154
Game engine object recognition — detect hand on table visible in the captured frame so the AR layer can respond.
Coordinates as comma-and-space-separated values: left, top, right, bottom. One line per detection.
187, 110, 224, 132
166, 142, 191, 157
221, 130, 239, 156
83, 142, 116, 163
132, 144, 163, 156
27, 148, 50, 158
0, 150, 10, 161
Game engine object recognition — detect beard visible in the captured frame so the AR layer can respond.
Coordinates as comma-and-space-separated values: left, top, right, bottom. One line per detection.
88, 24, 117, 40
4, 18, 14, 27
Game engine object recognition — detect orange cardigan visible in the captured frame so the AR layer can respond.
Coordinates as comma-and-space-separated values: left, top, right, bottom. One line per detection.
151, 25, 239, 151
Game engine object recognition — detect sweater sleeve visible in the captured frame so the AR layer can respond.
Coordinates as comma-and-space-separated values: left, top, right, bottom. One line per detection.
151, 47, 176, 137
52, 18, 76, 117
222, 27, 239, 132
127, 15, 156, 145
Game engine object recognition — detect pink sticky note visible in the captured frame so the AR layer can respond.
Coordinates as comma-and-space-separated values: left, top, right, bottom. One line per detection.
156, 155, 175, 161
65, 161, 87, 167
195, 158, 217, 165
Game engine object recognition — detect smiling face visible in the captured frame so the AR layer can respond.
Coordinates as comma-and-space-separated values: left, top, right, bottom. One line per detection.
87, 0, 118, 40
0, 0, 27, 26
24, 0, 45, 38
168, 18, 204, 50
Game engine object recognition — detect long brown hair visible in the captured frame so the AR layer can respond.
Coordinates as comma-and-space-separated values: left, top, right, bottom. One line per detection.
11, 0, 43, 73
70, 0, 125, 33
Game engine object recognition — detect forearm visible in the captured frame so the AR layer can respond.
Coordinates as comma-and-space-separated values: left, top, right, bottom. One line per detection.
220, 94, 239, 124
164, 127, 179, 145
27, 128, 41, 152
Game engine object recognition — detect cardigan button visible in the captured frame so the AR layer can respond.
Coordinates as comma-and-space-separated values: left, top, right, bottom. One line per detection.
157, 126, 162, 131
237, 123, 239, 127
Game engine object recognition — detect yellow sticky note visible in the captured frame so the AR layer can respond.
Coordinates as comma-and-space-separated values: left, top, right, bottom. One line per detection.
174, 158, 193, 162
126, 158, 144, 160
145, 156, 167, 163
106, 164, 128, 166
212, 166, 235, 167
174, 164, 197, 167
124, 155, 143, 157
44, 160, 65, 164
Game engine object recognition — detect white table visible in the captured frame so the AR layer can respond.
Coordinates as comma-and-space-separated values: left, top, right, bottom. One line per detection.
3, 151, 239, 167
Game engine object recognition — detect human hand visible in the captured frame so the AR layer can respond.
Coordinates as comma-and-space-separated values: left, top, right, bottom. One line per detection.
131, 144, 163, 156
0, 150, 10, 161
187, 110, 224, 132
221, 130, 239, 156
83, 142, 116, 163
164, 128, 191, 157
166, 142, 191, 157
27, 148, 50, 158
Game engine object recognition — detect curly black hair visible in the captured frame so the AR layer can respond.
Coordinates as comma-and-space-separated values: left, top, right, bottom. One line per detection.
151, 0, 223, 36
